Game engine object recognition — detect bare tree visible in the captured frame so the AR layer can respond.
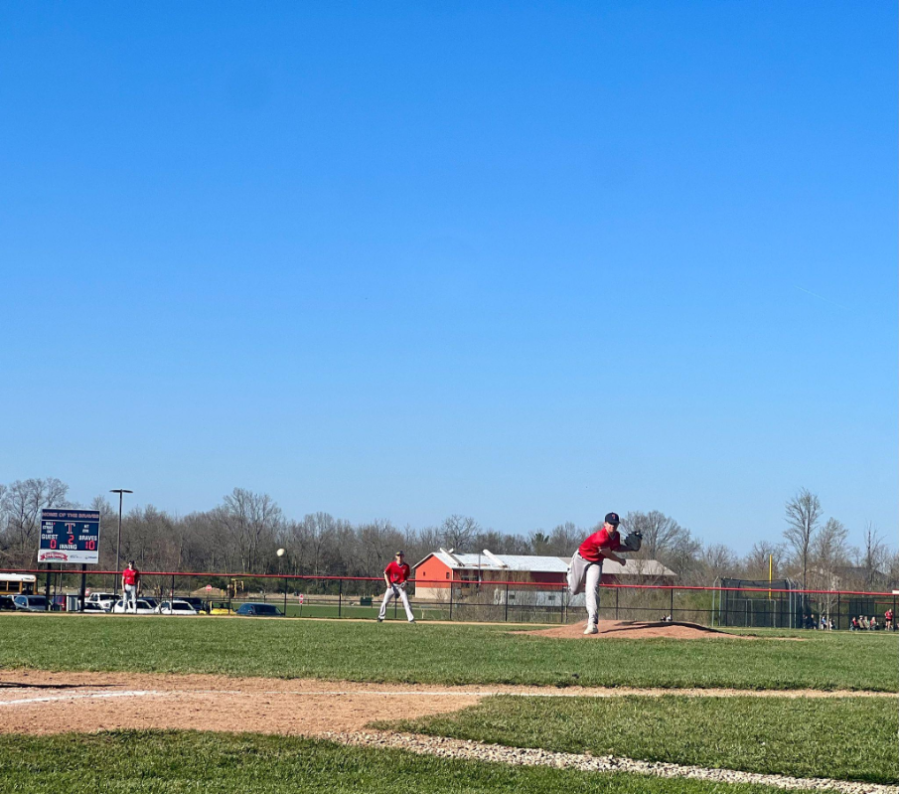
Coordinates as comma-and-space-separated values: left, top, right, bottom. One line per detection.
219, 488, 283, 572
0, 478, 70, 566
857, 522, 888, 591
809, 518, 849, 589
742, 541, 787, 581
622, 511, 691, 560
440, 515, 479, 552
700, 543, 738, 584
783, 488, 821, 590
297, 512, 341, 576
548, 522, 582, 555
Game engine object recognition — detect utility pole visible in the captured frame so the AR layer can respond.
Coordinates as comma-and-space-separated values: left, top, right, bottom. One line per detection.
110, 489, 133, 594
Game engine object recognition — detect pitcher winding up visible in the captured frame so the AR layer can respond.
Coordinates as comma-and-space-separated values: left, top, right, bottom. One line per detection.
567, 512, 642, 634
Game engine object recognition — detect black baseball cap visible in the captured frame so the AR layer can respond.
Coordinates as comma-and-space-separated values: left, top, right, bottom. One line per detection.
604, 512, 620, 526
396, 551, 405, 557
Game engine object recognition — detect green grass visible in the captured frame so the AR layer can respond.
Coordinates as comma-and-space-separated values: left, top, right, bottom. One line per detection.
0, 731, 823, 793
0, 614, 896, 691
382, 695, 899, 785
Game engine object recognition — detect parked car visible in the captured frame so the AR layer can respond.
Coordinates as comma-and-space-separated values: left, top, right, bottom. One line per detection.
235, 603, 284, 617
84, 592, 118, 612
156, 600, 199, 616
83, 602, 109, 613
0, 595, 16, 611
180, 597, 207, 613
13, 595, 49, 612
112, 599, 158, 615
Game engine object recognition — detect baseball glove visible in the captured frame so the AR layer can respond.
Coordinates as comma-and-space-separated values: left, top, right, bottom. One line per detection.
620, 531, 643, 552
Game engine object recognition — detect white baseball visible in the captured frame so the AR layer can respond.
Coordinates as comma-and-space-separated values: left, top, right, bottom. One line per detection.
276, 548, 285, 557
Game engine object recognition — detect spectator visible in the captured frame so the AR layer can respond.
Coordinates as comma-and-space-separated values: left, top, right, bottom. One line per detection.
870, 616, 879, 631
859, 615, 869, 630
850, 616, 859, 631
885, 608, 894, 631
819, 615, 827, 630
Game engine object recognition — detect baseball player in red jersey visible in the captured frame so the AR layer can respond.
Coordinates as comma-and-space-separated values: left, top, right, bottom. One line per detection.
377, 551, 415, 623
568, 513, 641, 634
122, 561, 141, 613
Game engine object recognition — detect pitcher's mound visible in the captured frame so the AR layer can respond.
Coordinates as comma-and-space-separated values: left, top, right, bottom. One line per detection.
522, 620, 743, 640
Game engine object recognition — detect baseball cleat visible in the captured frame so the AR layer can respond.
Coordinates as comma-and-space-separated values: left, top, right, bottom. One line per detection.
377, 617, 383, 622
583, 624, 598, 635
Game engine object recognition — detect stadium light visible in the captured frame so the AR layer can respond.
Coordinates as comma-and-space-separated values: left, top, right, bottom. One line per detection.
110, 489, 133, 592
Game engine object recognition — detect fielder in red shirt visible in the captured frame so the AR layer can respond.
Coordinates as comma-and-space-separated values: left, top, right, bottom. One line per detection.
122, 561, 141, 613
378, 551, 415, 623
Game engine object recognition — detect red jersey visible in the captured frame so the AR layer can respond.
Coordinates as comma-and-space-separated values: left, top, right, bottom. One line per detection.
886, 609, 893, 621
385, 561, 410, 584
578, 528, 622, 563
122, 567, 138, 586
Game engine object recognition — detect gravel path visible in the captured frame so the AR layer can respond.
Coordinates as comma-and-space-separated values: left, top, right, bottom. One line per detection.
324, 731, 898, 795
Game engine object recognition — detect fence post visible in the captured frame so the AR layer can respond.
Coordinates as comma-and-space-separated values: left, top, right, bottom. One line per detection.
79, 564, 87, 613
338, 578, 342, 618
44, 564, 52, 609
449, 583, 453, 621
670, 587, 674, 620
283, 577, 287, 617
504, 581, 509, 622
837, 592, 841, 630
615, 587, 619, 620
560, 586, 564, 624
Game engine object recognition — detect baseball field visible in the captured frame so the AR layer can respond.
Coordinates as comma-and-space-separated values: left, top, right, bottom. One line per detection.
0, 613, 896, 794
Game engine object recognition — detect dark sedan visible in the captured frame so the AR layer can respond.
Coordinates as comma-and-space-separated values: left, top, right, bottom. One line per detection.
235, 603, 283, 617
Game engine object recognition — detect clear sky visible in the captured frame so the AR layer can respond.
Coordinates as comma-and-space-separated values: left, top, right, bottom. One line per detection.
1, 2, 896, 554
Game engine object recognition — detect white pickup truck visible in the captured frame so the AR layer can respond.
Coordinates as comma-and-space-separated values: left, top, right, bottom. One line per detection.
84, 592, 118, 612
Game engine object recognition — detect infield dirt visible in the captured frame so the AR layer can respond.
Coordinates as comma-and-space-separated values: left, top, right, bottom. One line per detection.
0, 670, 890, 738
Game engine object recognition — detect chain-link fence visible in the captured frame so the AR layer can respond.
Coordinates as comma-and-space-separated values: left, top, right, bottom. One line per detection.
1, 568, 897, 630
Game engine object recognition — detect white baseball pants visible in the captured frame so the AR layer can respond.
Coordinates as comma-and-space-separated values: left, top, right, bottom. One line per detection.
378, 583, 414, 621
124, 584, 137, 612
567, 552, 603, 626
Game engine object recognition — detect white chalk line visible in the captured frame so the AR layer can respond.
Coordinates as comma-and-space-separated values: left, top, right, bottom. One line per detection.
327, 732, 898, 795
1, 687, 893, 702
0, 690, 165, 707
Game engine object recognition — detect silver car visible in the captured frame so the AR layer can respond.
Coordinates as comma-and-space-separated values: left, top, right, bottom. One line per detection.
112, 599, 157, 615
156, 600, 199, 616
13, 595, 49, 612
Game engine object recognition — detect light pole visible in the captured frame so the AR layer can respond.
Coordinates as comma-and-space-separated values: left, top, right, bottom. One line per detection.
277, 548, 286, 616
110, 489, 133, 594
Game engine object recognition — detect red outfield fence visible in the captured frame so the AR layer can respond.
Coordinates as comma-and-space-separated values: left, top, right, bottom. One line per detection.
2, 567, 897, 630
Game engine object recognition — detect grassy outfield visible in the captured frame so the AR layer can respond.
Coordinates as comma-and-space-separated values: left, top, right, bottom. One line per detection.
0, 614, 896, 691
0, 731, 819, 794
383, 695, 899, 785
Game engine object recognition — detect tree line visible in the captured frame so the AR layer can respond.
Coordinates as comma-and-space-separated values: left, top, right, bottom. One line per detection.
0, 478, 896, 591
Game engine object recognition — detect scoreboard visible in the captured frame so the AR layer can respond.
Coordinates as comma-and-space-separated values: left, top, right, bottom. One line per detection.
38, 509, 101, 564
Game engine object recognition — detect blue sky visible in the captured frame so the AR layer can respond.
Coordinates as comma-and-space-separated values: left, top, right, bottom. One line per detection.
1, 2, 896, 554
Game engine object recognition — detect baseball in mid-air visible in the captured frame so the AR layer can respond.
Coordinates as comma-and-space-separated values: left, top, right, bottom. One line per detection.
276, 548, 285, 557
